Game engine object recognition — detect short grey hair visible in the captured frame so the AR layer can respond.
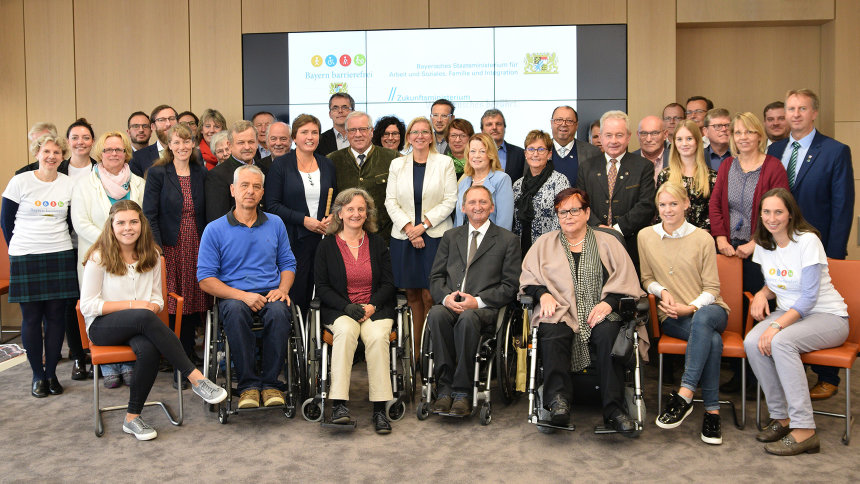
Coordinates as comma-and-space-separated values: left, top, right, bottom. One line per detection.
345, 111, 373, 128
28, 122, 58, 141
600, 110, 630, 134
210, 131, 229, 150
480, 109, 506, 128
228, 120, 256, 142
266, 121, 291, 139
232, 163, 265, 185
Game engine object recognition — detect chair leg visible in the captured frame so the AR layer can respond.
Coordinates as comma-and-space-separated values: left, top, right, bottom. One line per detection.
739, 358, 746, 429
756, 382, 763, 430
657, 354, 663, 415
843, 368, 852, 445
94, 365, 104, 437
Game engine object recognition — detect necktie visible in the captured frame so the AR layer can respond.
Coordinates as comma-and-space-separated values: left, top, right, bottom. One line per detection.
357, 153, 366, 167
558, 147, 568, 157
787, 141, 800, 189
461, 230, 480, 293
607, 159, 618, 223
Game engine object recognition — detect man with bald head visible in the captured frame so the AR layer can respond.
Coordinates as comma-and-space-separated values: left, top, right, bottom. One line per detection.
261, 122, 292, 164
633, 115, 669, 186
328, 111, 398, 238
550, 105, 601, 185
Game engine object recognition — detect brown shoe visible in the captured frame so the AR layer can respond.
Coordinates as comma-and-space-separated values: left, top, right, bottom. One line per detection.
764, 433, 820, 456
450, 394, 471, 416
238, 389, 260, 409
756, 419, 792, 442
262, 389, 284, 407
809, 381, 838, 400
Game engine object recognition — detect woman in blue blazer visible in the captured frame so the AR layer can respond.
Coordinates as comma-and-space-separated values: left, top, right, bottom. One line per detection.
453, 133, 514, 230
142, 124, 210, 363
264, 114, 337, 315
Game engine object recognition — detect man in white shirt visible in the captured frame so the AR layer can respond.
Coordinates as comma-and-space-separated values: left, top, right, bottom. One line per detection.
431, 99, 455, 154
126, 112, 152, 152
550, 105, 600, 186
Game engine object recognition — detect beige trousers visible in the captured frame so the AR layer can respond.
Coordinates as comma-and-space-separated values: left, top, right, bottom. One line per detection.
328, 315, 394, 402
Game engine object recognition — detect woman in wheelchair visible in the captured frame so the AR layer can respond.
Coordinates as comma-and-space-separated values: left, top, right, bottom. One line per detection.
79, 201, 227, 440
638, 182, 729, 444
520, 188, 644, 434
314, 188, 397, 434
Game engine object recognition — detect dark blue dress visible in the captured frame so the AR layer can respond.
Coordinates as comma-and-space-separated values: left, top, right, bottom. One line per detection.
389, 163, 440, 288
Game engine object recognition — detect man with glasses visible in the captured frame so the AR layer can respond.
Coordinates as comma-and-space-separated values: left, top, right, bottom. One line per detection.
662, 103, 685, 139
252, 111, 276, 160
633, 115, 669, 186
328, 111, 397, 238
702, 108, 732, 170
126, 111, 152, 152
316, 93, 354, 157
431, 99, 455, 154
130, 104, 178, 177
685, 96, 713, 133
550, 105, 600, 186
480, 109, 525, 182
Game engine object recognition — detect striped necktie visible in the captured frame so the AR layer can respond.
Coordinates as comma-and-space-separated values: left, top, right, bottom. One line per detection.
607, 159, 618, 223
787, 141, 800, 189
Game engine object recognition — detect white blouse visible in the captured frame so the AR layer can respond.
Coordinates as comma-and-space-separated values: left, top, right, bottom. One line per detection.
79, 251, 164, 333
301, 169, 321, 219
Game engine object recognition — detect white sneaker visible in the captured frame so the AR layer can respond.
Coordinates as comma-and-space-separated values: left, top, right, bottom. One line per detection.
123, 417, 157, 441
192, 377, 227, 404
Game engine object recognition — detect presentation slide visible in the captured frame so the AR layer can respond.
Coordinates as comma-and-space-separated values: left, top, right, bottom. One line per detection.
287, 26, 578, 146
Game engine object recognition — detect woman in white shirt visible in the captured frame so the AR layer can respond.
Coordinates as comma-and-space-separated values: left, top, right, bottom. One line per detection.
80, 200, 226, 440
744, 188, 849, 455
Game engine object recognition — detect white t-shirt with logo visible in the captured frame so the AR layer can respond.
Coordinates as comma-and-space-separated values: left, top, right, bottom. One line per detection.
2, 172, 74, 256
753, 231, 847, 317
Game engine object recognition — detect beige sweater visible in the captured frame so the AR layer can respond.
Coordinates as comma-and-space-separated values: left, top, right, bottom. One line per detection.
637, 225, 729, 322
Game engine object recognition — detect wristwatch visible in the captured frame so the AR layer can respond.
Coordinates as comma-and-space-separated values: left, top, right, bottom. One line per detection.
769, 322, 783, 331
421, 222, 429, 230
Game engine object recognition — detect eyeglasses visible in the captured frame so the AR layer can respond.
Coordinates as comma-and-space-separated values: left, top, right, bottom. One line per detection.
733, 130, 758, 138
707, 123, 730, 131
346, 127, 372, 134
154, 116, 177, 124
685, 109, 706, 116
449, 133, 468, 140
468, 149, 487, 156
430, 113, 452, 119
102, 148, 125, 155
551, 118, 576, 126
128, 124, 150, 130
662, 116, 684, 122
525, 147, 548, 154
330, 105, 351, 113
409, 130, 431, 136
638, 131, 662, 138
382, 131, 400, 138
557, 207, 584, 218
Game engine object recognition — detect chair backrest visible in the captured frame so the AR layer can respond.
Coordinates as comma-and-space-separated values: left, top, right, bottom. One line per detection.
826, 258, 860, 346
716, 254, 744, 335
0, 235, 10, 280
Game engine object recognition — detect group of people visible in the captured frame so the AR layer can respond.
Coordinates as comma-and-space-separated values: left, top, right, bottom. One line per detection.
1, 87, 853, 452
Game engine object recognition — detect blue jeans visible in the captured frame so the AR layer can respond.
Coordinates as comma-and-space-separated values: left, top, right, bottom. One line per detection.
661, 304, 728, 411
219, 298, 291, 393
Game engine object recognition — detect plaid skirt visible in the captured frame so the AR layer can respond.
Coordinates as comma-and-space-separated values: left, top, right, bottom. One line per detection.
9, 249, 79, 303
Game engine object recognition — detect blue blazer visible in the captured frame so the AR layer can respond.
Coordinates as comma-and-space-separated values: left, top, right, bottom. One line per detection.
454, 170, 514, 230
767, 131, 854, 259
130, 143, 159, 177
263, 152, 337, 246
142, 161, 207, 247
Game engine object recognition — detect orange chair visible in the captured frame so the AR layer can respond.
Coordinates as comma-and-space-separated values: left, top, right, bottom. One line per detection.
75, 257, 185, 437
649, 254, 754, 429
0, 235, 19, 343
755, 258, 860, 445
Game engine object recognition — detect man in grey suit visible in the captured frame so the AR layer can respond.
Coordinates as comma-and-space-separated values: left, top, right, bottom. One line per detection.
633, 115, 670, 186
550, 105, 601, 186
426, 186, 521, 416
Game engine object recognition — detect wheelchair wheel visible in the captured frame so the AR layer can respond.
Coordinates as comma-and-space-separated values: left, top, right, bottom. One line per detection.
218, 406, 229, 424
416, 401, 431, 420
386, 399, 407, 422
495, 306, 520, 405
479, 403, 492, 426
624, 385, 646, 433
401, 309, 416, 404
301, 398, 322, 422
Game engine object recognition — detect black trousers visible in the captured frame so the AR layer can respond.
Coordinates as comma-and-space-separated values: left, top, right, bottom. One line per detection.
426, 305, 496, 394
538, 320, 626, 420
89, 309, 195, 415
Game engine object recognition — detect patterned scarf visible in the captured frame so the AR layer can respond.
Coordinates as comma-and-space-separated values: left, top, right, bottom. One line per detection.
95, 163, 131, 201
559, 227, 620, 371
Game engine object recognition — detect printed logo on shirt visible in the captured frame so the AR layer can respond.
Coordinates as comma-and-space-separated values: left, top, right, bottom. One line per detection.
768, 268, 793, 277
34, 199, 64, 207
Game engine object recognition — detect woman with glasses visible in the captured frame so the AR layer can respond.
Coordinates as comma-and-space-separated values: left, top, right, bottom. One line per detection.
197, 109, 227, 170
372, 116, 406, 154
520, 187, 645, 433
385, 116, 457, 354
656, 120, 717, 231
446, 119, 474, 177
453, 133, 514, 230
513, 129, 571, 257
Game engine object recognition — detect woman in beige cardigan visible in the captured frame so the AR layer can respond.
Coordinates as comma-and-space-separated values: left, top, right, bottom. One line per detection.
638, 182, 729, 445
520, 187, 645, 434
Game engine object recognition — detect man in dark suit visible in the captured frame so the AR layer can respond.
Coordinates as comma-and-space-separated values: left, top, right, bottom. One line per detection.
425, 186, 521, 416
481, 109, 526, 182
550, 105, 601, 186
767, 88, 855, 400
576, 111, 656, 269
130, 104, 177, 177
205, 120, 272, 223
251, 111, 275, 159
315, 93, 354, 157
633, 115, 670, 186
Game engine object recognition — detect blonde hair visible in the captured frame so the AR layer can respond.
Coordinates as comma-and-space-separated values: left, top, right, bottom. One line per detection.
729, 112, 767, 155
92, 131, 133, 164
404, 117, 438, 154
30, 134, 69, 159
463, 133, 502, 177
655, 181, 689, 205
667, 120, 711, 198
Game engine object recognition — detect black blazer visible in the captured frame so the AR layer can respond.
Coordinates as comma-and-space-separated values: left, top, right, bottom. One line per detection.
429, 222, 521, 308
504, 142, 526, 182
203, 156, 272, 223
315, 128, 339, 157
16, 157, 96, 176
263, 152, 337, 247
143, 162, 207, 247
130, 143, 160, 177
314, 232, 396, 324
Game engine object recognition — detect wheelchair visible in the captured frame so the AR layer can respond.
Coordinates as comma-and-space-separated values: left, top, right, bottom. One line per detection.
415, 301, 522, 425
300, 292, 415, 429
519, 294, 649, 436
202, 298, 306, 424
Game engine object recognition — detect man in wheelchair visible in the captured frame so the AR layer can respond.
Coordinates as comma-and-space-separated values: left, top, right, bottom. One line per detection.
197, 164, 296, 409
425, 186, 521, 416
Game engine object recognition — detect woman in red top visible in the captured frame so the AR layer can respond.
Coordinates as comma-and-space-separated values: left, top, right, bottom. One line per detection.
314, 188, 397, 434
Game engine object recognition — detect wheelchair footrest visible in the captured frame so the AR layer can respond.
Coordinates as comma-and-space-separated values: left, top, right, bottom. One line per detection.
433, 411, 469, 418
535, 420, 576, 431
593, 423, 641, 436
321, 419, 357, 430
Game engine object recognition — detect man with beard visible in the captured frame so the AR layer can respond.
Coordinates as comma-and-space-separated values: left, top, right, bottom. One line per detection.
130, 104, 177, 176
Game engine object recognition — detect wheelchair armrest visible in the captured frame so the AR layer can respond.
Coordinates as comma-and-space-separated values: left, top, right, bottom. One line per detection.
310, 298, 321, 311
396, 293, 407, 307
518, 294, 533, 309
